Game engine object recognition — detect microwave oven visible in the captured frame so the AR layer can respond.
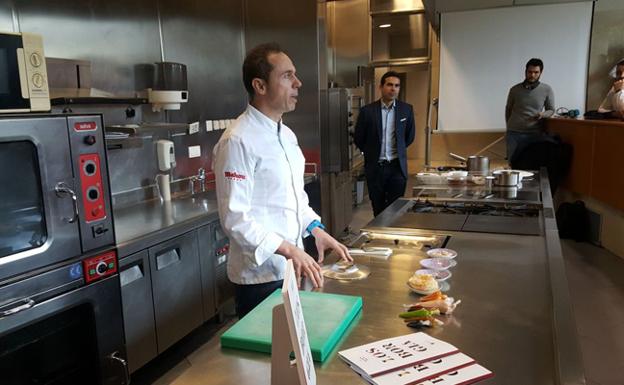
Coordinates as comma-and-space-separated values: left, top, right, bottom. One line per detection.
0, 32, 50, 113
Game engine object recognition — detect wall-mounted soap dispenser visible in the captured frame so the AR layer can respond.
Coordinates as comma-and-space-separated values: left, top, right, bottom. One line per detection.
156, 140, 175, 201
156, 139, 176, 171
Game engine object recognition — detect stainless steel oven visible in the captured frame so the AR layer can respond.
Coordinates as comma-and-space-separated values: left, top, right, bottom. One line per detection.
0, 114, 127, 385
0, 252, 127, 385
0, 114, 114, 281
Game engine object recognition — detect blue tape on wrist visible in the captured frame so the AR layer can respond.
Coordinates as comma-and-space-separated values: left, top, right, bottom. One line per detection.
306, 219, 325, 235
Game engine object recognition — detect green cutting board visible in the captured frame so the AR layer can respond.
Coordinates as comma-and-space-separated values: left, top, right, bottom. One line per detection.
220, 290, 362, 362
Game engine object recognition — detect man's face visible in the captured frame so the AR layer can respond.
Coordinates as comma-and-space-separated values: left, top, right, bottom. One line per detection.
380, 76, 400, 102
615, 64, 624, 80
263, 52, 302, 114
525, 65, 542, 83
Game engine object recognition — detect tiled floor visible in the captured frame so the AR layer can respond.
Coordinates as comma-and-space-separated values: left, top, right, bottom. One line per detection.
131, 200, 624, 385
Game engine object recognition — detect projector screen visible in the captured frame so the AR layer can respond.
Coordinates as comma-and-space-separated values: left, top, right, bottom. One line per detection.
437, 2, 593, 132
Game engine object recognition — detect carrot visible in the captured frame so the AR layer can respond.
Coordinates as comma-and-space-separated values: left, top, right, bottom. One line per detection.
420, 291, 442, 302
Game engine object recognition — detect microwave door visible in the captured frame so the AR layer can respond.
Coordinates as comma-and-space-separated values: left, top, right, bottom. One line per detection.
0, 34, 29, 111
0, 117, 81, 281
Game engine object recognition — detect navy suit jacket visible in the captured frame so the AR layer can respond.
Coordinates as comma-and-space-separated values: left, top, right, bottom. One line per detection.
353, 99, 416, 179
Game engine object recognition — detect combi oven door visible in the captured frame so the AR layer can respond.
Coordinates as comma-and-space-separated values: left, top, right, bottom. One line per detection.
0, 265, 128, 385
0, 116, 81, 281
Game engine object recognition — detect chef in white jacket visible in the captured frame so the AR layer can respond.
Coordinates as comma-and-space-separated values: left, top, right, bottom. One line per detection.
213, 42, 352, 318
598, 59, 624, 118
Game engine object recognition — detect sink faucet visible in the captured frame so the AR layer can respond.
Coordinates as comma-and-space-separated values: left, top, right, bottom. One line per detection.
197, 168, 206, 192
189, 167, 206, 194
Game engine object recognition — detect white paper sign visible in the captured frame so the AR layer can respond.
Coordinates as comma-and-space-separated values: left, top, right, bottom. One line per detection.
413, 363, 493, 385
339, 332, 459, 377
282, 260, 316, 385
372, 352, 475, 385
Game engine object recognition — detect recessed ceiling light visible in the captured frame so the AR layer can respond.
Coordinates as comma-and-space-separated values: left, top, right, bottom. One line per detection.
379, 24, 391, 28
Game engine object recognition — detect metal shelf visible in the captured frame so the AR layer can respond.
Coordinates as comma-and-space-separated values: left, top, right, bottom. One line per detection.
51, 97, 148, 106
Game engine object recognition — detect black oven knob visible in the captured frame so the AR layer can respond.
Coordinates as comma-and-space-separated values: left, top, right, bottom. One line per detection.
96, 261, 108, 275
84, 135, 97, 145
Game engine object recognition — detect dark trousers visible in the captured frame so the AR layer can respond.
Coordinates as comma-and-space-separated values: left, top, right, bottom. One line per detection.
366, 159, 407, 217
234, 280, 283, 318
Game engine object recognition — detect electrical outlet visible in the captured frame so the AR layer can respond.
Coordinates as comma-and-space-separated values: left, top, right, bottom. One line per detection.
189, 121, 199, 134
188, 145, 201, 158
206, 120, 213, 132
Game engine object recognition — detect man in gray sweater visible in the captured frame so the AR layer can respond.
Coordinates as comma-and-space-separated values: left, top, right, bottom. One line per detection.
505, 58, 555, 161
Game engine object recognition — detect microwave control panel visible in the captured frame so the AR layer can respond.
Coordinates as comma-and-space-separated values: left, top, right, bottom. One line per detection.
20, 32, 50, 111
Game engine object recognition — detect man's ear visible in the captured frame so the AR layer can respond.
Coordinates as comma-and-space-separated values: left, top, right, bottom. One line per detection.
252, 78, 267, 96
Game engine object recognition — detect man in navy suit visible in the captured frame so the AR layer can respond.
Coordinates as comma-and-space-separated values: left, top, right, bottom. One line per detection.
354, 71, 416, 216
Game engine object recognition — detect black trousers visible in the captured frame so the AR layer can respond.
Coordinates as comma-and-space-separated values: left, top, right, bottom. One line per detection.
366, 159, 407, 217
234, 280, 283, 318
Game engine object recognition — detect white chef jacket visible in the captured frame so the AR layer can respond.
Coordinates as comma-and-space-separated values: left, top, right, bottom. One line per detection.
598, 87, 624, 113
212, 104, 320, 285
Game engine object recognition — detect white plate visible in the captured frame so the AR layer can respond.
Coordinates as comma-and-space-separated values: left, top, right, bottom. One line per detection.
406, 282, 439, 295
420, 258, 457, 270
416, 269, 452, 282
426, 248, 457, 259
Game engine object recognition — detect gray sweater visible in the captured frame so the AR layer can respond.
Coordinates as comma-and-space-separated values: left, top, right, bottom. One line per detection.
505, 82, 555, 132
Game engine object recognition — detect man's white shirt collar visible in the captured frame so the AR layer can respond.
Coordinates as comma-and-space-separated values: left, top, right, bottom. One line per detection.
381, 99, 396, 109
247, 104, 282, 133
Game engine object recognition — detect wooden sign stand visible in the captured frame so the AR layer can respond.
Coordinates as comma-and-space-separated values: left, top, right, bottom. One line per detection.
271, 260, 316, 385
271, 303, 302, 385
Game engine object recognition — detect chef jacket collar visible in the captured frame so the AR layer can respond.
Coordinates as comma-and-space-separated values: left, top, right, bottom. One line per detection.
247, 104, 282, 134
609, 58, 624, 78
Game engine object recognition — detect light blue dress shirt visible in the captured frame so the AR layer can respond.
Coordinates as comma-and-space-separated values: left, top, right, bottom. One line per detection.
379, 100, 397, 161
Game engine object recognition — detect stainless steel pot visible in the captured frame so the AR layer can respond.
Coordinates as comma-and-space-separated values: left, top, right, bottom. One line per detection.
449, 153, 489, 175
466, 156, 489, 175
494, 170, 520, 187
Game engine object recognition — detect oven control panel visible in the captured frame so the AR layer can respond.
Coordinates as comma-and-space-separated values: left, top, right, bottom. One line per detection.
79, 153, 106, 222
67, 115, 115, 253
83, 250, 117, 283
215, 243, 229, 266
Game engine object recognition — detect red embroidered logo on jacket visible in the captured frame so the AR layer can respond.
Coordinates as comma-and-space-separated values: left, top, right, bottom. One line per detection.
224, 171, 246, 181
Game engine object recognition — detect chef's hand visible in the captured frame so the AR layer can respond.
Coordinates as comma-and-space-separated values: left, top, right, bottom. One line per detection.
276, 241, 323, 288
311, 227, 352, 264
614, 78, 624, 92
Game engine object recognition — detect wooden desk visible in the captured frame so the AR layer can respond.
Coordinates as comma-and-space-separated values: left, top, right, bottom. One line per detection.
547, 117, 624, 211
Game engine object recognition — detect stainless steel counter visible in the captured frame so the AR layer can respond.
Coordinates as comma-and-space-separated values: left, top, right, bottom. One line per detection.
190, 229, 567, 384
113, 192, 220, 258
186, 169, 585, 385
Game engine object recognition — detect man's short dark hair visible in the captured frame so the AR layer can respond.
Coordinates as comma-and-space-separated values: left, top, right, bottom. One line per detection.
526, 58, 544, 72
617, 59, 624, 67
242, 42, 284, 99
381, 71, 401, 86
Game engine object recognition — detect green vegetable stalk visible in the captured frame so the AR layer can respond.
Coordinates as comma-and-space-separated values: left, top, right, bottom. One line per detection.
399, 308, 440, 319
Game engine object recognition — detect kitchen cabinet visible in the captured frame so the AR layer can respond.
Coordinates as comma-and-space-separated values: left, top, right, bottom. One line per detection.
116, 204, 234, 372
119, 250, 158, 373
198, 224, 217, 321
149, 231, 203, 353
212, 223, 235, 316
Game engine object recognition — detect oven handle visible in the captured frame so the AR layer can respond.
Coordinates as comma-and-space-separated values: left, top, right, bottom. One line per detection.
108, 351, 130, 385
54, 182, 79, 223
0, 298, 35, 317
